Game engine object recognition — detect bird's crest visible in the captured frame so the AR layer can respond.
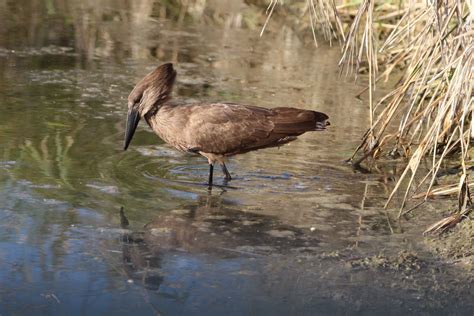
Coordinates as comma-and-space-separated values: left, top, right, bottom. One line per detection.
128, 63, 177, 114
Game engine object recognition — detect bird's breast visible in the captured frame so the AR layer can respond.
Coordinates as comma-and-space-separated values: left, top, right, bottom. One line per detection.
146, 110, 190, 152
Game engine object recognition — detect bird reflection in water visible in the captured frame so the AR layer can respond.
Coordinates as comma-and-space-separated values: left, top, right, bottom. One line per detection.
118, 190, 318, 290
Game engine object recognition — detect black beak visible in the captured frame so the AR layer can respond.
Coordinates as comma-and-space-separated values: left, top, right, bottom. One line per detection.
124, 108, 140, 150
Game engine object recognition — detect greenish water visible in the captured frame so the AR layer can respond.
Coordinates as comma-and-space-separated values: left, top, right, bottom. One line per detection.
0, 1, 472, 315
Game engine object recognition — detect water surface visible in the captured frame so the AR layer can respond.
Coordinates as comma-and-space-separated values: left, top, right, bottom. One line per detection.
0, 1, 472, 315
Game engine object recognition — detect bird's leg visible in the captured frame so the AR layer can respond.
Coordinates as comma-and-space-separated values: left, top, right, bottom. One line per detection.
221, 163, 232, 181
208, 163, 214, 188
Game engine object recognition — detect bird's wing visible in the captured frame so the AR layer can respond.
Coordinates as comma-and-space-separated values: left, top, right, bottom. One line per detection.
183, 103, 277, 155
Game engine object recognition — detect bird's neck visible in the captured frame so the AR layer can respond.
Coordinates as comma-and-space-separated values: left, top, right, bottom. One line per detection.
143, 101, 174, 126
144, 102, 166, 119
142, 104, 157, 127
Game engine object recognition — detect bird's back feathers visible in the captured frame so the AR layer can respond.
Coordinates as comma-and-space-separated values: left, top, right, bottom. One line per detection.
147, 103, 328, 156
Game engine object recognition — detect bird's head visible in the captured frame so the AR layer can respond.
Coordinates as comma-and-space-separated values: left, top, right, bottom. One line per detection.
124, 63, 176, 150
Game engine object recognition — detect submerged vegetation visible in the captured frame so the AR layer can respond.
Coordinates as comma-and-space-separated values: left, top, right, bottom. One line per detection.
263, 0, 473, 232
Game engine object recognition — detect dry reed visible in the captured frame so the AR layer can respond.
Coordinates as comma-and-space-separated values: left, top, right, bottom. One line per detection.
261, 0, 473, 232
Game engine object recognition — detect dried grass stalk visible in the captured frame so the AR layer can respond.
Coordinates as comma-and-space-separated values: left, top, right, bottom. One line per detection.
259, 0, 472, 231
342, 0, 472, 229
260, 0, 343, 45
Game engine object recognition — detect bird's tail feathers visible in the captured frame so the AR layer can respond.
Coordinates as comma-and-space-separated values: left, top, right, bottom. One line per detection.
271, 107, 329, 134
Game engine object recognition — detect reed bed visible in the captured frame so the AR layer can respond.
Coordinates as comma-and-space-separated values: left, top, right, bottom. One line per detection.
262, 0, 473, 232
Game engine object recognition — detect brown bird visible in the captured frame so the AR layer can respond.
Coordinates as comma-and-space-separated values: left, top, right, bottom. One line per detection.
124, 63, 329, 186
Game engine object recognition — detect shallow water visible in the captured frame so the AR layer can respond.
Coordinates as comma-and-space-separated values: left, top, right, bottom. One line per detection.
0, 1, 472, 315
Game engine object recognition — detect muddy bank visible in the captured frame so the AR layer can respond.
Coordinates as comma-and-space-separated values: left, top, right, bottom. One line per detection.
426, 219, 474, 270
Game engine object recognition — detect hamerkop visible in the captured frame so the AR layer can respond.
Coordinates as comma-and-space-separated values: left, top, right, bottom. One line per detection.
123, 63, 329, 186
